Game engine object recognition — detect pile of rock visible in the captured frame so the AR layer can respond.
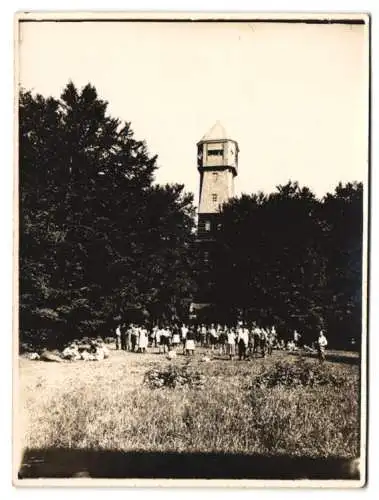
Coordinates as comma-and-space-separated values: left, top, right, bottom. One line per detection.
40, 350, 63, 362
61, 339, 110, 361
24, 338, 110, 362
25, 352, 41, 361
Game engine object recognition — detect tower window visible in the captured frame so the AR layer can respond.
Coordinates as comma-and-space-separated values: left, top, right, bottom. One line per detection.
204, 251, 209, 263
207, 149, 223, 157
205, 220, 211, 232
212, 193, 218, 202
213, 172, 219, 181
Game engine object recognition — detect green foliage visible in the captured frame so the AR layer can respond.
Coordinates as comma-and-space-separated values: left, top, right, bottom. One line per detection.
144, 363, 205, 389
252, 357, 348, 389
19, 82, 198, 348
211, 180, 363, 347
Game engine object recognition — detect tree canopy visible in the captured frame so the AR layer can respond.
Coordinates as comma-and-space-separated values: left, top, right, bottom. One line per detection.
19, 82, 364, 351
209, 181, 363, 347
19, 82, 198, 348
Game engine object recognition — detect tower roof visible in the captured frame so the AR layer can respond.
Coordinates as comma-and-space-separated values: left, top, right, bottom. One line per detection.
201, 121, 228, 141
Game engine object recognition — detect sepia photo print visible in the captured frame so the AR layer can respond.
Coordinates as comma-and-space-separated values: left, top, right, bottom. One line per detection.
14, 12, 369, 487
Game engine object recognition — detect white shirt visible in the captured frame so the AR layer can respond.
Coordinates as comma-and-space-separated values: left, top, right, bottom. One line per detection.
181, 326, 188, 339
318, 335, 328, 347
116, 326, 121, 337
227, 332, 235, 344
237, 328, 249, 345
138, 329, 148, 348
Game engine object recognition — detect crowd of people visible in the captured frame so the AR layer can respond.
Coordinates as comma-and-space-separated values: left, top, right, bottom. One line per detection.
114, 322, 329, 361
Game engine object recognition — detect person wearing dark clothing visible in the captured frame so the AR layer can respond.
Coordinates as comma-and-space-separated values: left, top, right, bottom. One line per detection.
237, 327, 249, 361
120, 324, 127, 351
130, 325, 138, 352
185, 328, 196, 356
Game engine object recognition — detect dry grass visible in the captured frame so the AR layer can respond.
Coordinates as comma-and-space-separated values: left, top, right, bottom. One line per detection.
18, 347, 360, 460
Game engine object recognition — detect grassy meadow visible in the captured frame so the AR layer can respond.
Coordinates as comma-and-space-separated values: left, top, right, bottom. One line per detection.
17, 345, 361, 479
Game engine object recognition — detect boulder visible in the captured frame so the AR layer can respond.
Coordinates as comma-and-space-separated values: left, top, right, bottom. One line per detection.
26, 352, 40, 360
77, 344, 91, 352
80, 351, 91, 361
101, 346, 110, 359
62, 346, 81, 361
40, 350, 63, 363
93, 349, 105, 361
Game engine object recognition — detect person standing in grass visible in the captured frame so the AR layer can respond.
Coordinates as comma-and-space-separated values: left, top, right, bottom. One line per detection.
252, 324, 260, 355
160, 325, 170, 354
138, 325, 148, 353
120, 323, 127, 351
154, 325, 161, 351
260, 328, 268, 357
200, 324, 207, 347
115, 324, 121, 350
181, 323, 188, 353
242, 324, 250, 358
166, 325, 172, 352
237, 323, 249, 360
158, 325, 164, 353
130, 324, 138, 352
151, 324, 158, 348
209, 323, 218, 351
185, 328, 196, 356
226, 327, 236, 360
218, 325, 227, 356
125, 324, 132, 351
267, 327, 276, 356
294, 329, 301, 348
317, 330, 328, 362
171, 324, 181, 350
247, 324, 254, 356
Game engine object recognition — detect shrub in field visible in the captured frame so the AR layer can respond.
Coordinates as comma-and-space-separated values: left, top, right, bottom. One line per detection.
252, 357, 348, 388
144, 364, 205, 389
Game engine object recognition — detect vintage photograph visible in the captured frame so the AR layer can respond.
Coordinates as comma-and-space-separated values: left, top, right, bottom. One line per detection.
14, 12, 369, 486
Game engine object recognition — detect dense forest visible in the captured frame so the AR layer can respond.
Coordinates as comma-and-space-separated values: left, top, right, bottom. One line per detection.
211, 181, 363, 348
19, 82, 364, 350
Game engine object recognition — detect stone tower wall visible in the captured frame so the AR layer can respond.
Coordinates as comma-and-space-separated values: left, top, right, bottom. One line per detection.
198, 168, 235, 213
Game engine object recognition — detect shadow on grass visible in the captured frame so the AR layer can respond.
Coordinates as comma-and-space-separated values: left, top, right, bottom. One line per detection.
18, 448, 360, 480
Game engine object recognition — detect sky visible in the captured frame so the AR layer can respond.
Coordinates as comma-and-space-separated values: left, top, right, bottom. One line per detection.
18, 19, 369, 201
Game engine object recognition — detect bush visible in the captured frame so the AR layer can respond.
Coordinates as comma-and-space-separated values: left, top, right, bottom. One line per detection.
252, 357, 347, 388
144, 363, 205, 389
